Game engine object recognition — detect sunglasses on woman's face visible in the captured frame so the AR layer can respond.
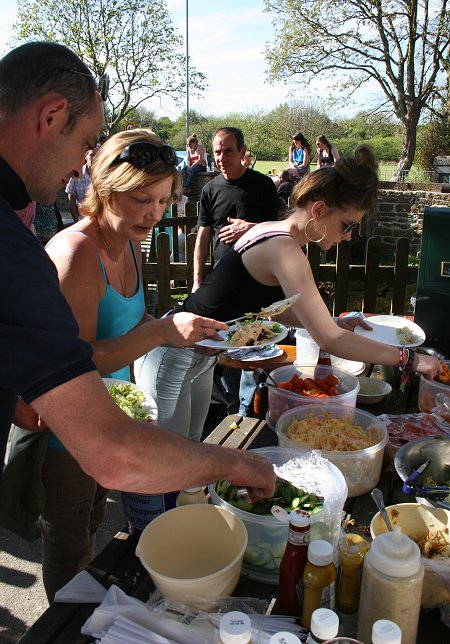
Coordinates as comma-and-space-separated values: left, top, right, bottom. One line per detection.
342, 221, 360, 235
112, 142, 179, 167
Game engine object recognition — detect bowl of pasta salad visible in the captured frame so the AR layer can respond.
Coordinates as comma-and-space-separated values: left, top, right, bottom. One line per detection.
276, 404, 388, 497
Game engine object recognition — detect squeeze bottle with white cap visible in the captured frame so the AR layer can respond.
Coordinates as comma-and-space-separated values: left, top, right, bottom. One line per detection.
301, 540, 336, 630
372, 619, 402, 644
176, 487, 207, 506
269, 633, 301, 643
219, 611, 252, 644
357, 526, 423, 644
306, 608, 339, 643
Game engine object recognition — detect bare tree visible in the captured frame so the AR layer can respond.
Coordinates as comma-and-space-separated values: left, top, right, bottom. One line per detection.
264, 0, 449, 179
14, 0, 206, 134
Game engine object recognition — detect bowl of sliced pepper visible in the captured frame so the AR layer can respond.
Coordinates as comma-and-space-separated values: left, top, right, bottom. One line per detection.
267, 364, 360, 428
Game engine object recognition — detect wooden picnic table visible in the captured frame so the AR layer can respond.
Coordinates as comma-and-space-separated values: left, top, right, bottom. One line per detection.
18, 378, 449, 643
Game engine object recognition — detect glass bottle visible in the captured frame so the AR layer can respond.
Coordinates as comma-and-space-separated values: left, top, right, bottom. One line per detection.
317, 349, 332, 366
176, 487, 207, 507
336, 533, 369, 614
219, 611, 252, 644
278, 510, 310, 615
372, 619, 402, 644
301, 540, 336, 630
306, 608, 339, 643
357, 527, 423, 644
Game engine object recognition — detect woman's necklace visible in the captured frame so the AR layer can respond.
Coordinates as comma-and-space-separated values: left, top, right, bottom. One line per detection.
96, 221, 128, 296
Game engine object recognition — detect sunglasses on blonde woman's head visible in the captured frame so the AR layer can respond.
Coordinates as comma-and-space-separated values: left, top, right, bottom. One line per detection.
112, 141, 179, 167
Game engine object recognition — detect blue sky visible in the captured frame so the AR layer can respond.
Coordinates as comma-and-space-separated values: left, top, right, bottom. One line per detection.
0, 0, 344, 119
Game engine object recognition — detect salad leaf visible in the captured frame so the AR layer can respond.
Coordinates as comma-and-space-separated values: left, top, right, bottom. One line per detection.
108, 383, 154, 421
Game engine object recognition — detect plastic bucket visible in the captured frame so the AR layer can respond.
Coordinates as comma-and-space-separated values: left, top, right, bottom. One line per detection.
121, 491, 178, 537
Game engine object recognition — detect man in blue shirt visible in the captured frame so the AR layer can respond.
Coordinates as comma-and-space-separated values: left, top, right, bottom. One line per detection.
0, 43, 275, 501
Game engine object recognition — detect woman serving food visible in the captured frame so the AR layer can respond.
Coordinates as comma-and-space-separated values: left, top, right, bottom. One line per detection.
136, 144, 442, 442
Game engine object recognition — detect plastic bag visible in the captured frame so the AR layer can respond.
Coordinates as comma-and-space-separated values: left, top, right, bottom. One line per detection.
147, 593, 305, 643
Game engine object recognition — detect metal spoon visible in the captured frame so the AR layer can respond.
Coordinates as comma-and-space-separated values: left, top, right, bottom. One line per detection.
371, 488, 393, 532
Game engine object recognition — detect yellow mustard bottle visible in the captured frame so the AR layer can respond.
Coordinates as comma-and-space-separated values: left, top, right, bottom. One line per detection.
336, 532, 369, 614
301, 540, 336, 630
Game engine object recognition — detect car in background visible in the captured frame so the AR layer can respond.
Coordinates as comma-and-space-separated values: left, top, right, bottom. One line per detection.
176, 150, 187, 172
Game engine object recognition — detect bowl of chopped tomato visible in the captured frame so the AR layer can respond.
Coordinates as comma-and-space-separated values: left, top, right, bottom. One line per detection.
267, 364, 360, 428
418, 360, 450, 414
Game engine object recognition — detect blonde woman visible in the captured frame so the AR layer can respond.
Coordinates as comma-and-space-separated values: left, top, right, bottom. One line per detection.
39, 129, 226, 600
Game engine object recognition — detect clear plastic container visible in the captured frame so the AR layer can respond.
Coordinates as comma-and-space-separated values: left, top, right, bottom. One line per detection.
276, 405, 388, 497
208, 447, 347, 583
295, 328, 320, 365
267, 365, 360, 428
418, 359, 450, 412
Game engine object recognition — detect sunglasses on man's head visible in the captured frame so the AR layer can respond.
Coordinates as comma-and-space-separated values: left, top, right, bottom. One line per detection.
112, 142, 179, 167
35, 68, 110, 102
98, 73, 110, 102
342, 221, 360, 235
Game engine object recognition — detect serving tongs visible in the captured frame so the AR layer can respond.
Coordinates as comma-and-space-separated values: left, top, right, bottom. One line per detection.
401, 458, 450, 509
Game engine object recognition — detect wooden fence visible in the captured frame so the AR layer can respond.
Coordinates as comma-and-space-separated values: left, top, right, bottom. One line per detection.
141, 211, 418, 318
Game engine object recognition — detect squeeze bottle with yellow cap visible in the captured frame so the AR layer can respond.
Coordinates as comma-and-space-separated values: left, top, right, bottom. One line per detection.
357, 526, 423, 644
336, 532, 369, 614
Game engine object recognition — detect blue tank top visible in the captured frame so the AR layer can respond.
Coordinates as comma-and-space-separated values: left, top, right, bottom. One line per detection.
47, 230, 145, 450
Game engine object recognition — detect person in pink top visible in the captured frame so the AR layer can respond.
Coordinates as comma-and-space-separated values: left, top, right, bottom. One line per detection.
183, 132, 207, 195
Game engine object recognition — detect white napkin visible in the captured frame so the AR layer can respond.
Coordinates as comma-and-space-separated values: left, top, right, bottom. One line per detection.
54, 571, 108, 603
82, 585, 213, 643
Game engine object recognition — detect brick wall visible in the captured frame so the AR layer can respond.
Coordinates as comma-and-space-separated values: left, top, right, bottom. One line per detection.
364, 182, 450, 255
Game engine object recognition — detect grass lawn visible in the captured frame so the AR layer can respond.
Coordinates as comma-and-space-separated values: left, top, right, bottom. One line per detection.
253, 160, 432, 182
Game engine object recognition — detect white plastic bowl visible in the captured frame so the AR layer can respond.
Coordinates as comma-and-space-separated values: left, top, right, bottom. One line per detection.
135, 504, 247, 608
356, 377, 392, 404
276, 405, 388, 497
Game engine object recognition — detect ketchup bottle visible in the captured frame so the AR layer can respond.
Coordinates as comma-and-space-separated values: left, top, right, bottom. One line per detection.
317, 349, 332, 366
278, 510, 310, 615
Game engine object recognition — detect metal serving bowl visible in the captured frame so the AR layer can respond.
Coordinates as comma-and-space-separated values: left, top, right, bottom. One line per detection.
394, 437, 450, 507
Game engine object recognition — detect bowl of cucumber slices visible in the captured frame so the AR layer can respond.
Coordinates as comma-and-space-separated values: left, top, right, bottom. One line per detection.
208, 446, 347, 583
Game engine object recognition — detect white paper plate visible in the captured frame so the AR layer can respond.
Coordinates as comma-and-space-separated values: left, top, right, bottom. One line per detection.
330, 355, 366, 376
196, 322, 288, 350
102, 378, 158, 421
226, 346, 284, 363
354, 315, 425, 348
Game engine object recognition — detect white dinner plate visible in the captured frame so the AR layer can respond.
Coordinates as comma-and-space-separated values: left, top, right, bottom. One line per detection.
226, 346, 284, 362
330, 355, 366, 376
102, 378, 158, 421
196, 322, 288, 350
354, 315, 425, 348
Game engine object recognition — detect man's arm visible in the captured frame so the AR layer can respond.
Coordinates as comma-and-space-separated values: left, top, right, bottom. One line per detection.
192, 225, 212, 292
67, 193, 79, 223
32, 371, 276, 500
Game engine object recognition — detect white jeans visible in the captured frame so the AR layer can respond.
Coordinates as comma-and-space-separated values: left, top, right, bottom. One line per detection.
135, 346, 218, 442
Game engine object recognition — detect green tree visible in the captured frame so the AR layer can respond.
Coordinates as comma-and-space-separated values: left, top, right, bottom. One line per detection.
264, 0, 450, 180
14, 0, 206, 134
